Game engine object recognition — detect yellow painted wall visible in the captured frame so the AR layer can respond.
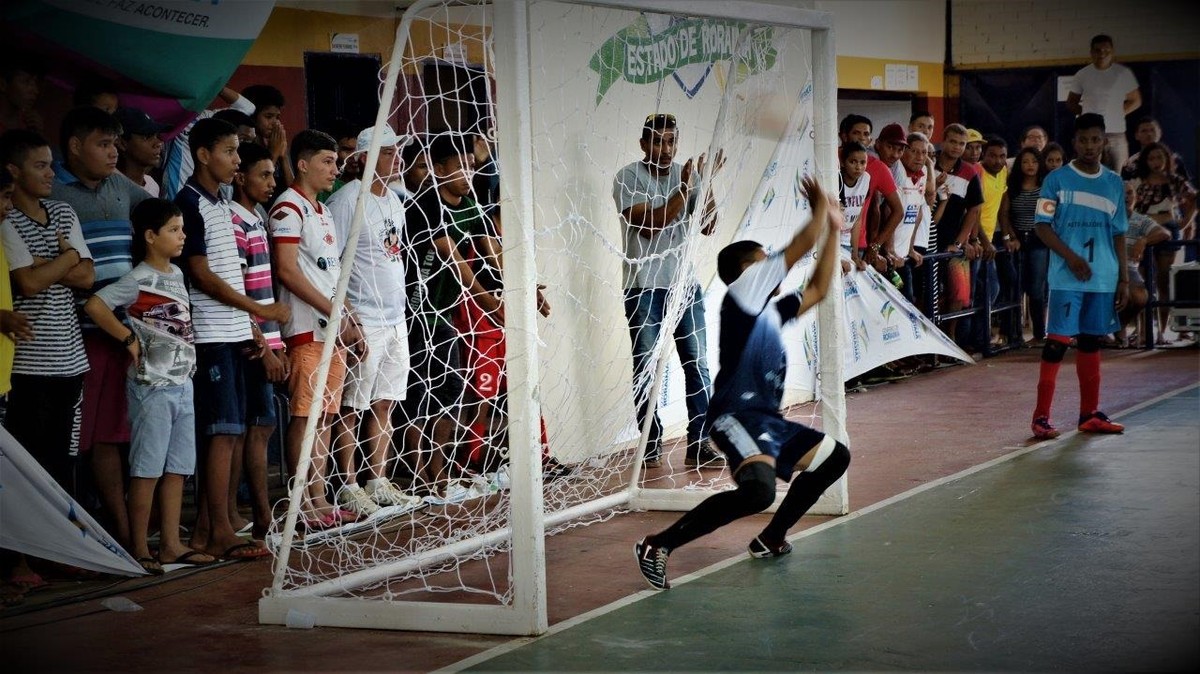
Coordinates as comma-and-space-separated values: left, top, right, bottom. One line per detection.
242, 6, 489, 72
241, 7, 399, 66
837, 56, 944, 96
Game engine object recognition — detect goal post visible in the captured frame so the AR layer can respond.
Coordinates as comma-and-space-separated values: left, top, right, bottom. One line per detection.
259, 0, 840, 636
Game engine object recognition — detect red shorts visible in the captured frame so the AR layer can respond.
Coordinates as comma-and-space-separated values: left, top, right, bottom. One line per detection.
456, 298, 506, 399
79, 332, 132, 450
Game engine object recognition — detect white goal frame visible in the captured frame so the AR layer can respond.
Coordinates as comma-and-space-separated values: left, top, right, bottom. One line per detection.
259, 0, 841, 636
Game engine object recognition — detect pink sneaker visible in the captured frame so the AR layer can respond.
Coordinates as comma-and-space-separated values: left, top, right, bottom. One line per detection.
1032, 417, 1060, 440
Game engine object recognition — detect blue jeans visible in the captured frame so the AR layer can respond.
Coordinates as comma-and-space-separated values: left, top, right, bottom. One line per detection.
1019, 245, 1050, 340
623, 284, 711, 457
968, 258, 1000, 349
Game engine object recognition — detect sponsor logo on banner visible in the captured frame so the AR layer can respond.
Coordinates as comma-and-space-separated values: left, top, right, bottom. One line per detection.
588, 14, 777, 104
907, 310, 924, 340
844, 274, 860, 300
880, 301, 901, 343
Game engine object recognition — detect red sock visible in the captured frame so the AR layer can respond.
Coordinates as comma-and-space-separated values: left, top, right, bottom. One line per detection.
1034, 335, 1070, 420
1077, 350, 1101, 416
1035, 360, 1061, 420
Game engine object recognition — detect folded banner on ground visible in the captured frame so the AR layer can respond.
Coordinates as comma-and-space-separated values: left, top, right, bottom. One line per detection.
0, 427, 145, 577
1, 0, 275, 130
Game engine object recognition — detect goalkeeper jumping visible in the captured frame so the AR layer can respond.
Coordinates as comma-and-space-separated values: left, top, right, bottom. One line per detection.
635, 176, 850, 590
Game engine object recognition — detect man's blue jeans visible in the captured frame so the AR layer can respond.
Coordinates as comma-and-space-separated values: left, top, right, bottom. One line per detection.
623, 284, 711, 458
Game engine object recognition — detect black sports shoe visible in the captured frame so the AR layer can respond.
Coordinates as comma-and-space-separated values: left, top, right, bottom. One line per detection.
748, 535, 793, 559
634, 537, 671, 590
685, 441, 727, 468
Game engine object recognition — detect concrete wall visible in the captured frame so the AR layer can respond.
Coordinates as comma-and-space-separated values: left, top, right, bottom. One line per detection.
951, 0, 1200, 67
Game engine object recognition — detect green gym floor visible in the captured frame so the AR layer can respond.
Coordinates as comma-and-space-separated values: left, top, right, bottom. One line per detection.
3, 345, 1198, 672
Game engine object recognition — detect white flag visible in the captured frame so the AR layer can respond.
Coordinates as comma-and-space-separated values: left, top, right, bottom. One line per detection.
0, 427, 145, 577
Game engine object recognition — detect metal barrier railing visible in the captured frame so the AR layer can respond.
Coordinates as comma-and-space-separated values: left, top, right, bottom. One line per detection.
1140, 239, 1200, 351
916, 248, 1024, 358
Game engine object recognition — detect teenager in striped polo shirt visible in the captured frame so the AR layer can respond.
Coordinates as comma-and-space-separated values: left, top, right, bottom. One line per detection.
230, 140, 289, 542
176, 118, 288, 561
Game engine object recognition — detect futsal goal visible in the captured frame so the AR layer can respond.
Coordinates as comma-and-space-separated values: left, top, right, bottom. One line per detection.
258, 0, 842, 635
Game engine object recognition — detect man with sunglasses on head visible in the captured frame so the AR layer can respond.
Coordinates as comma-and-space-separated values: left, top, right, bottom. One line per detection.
613, 113, 725, 469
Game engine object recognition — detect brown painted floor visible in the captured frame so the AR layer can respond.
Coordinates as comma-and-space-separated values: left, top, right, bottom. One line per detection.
2, 343, 1197, 672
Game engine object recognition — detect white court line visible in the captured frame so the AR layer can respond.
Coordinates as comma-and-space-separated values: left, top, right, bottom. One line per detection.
437, 382, 1200, 674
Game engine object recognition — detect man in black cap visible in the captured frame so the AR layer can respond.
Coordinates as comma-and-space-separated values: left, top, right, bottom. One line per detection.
115, 106, 170, 197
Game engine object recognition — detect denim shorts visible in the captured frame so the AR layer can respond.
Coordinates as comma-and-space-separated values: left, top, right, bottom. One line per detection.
193, 342, 247, 437
127, 379, 196, 478
243, 356, 278, 427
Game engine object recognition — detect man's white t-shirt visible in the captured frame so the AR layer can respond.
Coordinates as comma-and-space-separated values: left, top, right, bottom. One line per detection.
891, 160, 928, 255
1069, 63, 1138, 133
268, 187, 341, 345
325, 179, 408, 328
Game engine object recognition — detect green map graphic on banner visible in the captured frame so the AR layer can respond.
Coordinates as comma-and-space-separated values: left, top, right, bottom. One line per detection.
588, 15, 777, 104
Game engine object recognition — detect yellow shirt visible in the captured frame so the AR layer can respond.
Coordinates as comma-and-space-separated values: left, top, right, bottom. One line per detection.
1, 241, 15, 395
980, 166, 1008, 239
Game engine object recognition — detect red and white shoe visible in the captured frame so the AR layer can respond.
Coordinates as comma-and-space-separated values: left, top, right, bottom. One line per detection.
1078, 411, 1124, 434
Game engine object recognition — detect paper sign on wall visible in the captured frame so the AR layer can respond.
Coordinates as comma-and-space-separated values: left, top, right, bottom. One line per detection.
1057, 76, 1075, 102
885, 63, 919, 90
331, 33, 359, 53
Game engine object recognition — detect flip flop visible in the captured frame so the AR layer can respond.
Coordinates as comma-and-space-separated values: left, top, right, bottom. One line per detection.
160, 550, 218, 567
137, 557, 164, 576
8, 572, 49, 593
221, 542, 271, 562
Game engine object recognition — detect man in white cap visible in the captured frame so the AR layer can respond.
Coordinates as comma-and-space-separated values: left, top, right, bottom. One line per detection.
326, 125, 424, 516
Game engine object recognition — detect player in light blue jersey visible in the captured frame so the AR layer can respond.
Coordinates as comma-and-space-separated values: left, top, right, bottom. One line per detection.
1030, 113, 1128, 440
634, 176, 849, 591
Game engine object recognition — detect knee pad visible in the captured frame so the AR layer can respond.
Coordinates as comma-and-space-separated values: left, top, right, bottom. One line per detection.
735, 461, 777, 512
810, 441, 851, 480
1042, 338, 1069, 363
1076, 334, 1101, 353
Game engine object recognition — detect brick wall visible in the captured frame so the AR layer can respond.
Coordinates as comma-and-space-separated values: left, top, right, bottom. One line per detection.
952, 0, 1200, 66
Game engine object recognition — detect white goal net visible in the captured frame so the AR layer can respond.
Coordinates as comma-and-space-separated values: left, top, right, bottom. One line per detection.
259, 0, 841, 635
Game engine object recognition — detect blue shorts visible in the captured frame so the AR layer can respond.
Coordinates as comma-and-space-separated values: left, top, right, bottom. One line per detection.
127, 380, 196, 478
243, 357, 278, 428
194, 343, 247, 437
1047, 289, 1118, 337
709, 411, 825, 482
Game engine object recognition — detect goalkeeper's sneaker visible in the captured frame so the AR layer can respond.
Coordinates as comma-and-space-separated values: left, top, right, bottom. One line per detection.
634, 537, 670, 590
1078, 411, 1124, 434
337, 485, 381, 518
748, 535, 793, 559
365, 479, 424, 512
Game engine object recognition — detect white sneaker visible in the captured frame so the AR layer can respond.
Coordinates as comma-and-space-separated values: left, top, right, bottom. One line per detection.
426, 480, 472, 505
337, 485, 381, 518
365, 478, 423, 510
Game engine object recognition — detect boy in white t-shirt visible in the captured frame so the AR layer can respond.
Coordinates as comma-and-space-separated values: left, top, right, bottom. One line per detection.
270, 129, 366, 527
838, 141, 870, 272
85, 199, 215, 571
326, 125, 423, 517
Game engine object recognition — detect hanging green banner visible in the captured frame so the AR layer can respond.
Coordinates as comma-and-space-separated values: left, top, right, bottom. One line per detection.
588, 15, 777, 104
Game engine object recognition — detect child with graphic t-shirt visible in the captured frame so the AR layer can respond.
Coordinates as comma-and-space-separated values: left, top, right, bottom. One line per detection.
85, 199, 216, 573
838, 141, 871, 272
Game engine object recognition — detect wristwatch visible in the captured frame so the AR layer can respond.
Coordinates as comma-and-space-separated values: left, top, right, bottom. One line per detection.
122, 332, 137, 347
